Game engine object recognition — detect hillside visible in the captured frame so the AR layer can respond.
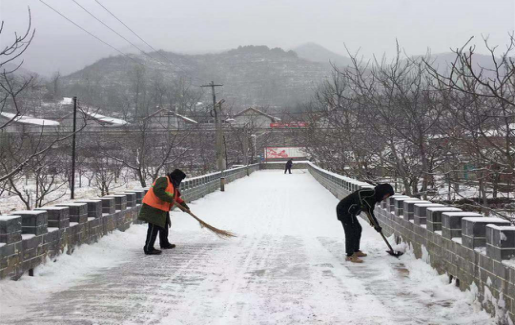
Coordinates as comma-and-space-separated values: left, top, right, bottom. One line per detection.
292, 42, 352, 67
61, 45, 332, 112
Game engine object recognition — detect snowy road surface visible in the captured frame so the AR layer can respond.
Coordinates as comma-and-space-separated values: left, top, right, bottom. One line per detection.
0, 170, 494, 324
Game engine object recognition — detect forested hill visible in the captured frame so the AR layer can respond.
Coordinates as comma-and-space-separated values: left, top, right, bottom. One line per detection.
60, 45, 332, 112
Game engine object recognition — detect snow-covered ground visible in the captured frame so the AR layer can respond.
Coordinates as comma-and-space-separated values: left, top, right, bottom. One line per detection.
0, 176, 142, 215
0, 170, 495, 324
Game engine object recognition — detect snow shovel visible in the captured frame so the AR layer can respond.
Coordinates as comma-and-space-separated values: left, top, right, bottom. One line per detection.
174, 202, 237, 239
364, 211, 403, 258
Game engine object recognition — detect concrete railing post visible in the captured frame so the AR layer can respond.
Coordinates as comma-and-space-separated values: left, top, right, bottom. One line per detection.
487, 225, 515, 261
442, 212, 482, 239
56, 203, 88, 224
100, 197, 116, 215
426, 207, 462, 232
413, 203, 444, 225
403, 200, 431, 220
75, 200, 103, 219
394, 197, 419, 217
16, 211, 48, 235
462, 217, 510, 249
35, 206, 70, 229
0, 215, 22, 244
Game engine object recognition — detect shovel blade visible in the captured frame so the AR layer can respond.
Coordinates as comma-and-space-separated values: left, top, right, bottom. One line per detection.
387, 250, 404, 257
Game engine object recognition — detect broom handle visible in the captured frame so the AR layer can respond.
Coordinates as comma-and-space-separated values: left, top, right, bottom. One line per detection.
364, 211, 395, 252
174, 201, 207, 225
174, 201, 193, 216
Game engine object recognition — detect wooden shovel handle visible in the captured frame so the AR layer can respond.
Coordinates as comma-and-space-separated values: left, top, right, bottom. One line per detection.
364, 211, 395, 252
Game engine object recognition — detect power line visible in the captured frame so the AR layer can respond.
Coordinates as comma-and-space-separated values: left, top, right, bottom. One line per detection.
93, 0, 204, 83
39, 0, 201, 84
94, 0, 159, 54
39, 0, 143, 67
70, 0, 154, 60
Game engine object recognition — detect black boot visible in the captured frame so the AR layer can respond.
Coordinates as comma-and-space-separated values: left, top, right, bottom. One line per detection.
160, 243, 176, 249
144, 248, 162, 255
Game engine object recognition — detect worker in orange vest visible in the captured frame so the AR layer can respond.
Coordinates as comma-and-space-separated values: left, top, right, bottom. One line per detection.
138, 169, 189, 255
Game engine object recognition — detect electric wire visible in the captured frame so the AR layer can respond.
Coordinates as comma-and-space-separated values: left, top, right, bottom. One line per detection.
39, 0, 143, 67
70, 0, 154, 60
94, 0, 160, 54
92, 0, 205, 84
39, 0, 204, 87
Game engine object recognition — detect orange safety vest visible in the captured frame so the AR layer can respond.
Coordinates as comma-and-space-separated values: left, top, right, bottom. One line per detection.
142, 176, 182, 211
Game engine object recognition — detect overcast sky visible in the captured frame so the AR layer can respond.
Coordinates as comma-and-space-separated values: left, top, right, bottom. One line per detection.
1, 0, 514, 76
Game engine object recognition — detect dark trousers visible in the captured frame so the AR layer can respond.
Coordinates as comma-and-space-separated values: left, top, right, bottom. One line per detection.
337, 210, 362, 256
284, 166, 292, 174
144, 213, 171, 252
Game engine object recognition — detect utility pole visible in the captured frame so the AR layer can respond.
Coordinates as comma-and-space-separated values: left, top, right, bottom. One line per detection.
201, 81, 225, 171
71, 96, 77, 199
242, 124, 249, 165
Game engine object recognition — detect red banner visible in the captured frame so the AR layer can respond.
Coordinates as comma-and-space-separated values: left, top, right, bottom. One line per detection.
265, 147, 306, 159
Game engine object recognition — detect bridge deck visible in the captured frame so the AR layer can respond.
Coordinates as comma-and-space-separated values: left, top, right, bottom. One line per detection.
0, 170, 493, 324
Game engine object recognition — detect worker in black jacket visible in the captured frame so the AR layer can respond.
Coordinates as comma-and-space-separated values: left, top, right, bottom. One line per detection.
284, 159, 293, 174
336, 184, 394, 263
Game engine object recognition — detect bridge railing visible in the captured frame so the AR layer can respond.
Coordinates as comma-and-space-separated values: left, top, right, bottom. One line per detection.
0, 164, 259, 280
305, 162, 515, 322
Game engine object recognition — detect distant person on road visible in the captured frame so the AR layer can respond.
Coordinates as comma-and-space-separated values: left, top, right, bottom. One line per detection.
285, 158, 293, 174
336, 184, 394, 263
138, 169, 189, 255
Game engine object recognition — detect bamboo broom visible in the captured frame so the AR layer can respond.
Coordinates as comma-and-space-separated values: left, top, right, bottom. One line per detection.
174, 202, 237, 239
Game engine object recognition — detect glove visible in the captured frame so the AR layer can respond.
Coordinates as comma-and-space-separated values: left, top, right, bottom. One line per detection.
180, 202, 190, 211
374, 225, 382, 233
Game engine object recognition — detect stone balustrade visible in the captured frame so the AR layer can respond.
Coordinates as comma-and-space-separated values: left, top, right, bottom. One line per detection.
0, 164, 259, 280
305, 161, 515, 323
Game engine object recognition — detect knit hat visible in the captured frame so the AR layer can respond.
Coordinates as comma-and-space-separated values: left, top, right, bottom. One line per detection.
168, 169, 187, 185
374, 184, 394, 201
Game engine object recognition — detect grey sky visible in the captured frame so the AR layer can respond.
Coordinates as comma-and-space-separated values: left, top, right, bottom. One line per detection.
1, 0, 514, 76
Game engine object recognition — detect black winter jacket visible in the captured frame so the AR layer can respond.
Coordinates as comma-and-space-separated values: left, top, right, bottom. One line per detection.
337, 188, 379, 224
336, 184, 394, 225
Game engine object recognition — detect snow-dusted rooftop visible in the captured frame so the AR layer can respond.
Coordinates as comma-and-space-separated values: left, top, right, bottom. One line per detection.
0, 112, 60, 126
60, 97, 73, 105
174, 112, 198, 124
82, 111, 128, 127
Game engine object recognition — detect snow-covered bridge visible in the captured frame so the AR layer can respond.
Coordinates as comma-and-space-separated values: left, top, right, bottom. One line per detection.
0, 170, 493, 324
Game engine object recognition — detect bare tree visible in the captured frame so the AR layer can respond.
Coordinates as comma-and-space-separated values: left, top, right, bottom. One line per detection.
0, 8, 35, 128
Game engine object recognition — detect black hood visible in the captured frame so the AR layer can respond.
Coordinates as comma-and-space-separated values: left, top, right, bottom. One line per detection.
168, 169, 187, 187
374, 184, 394, 201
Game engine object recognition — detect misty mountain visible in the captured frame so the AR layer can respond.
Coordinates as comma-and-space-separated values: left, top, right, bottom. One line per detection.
60, 45, 332, 111
2, 63, 41, 79
421, 52, 499, 76
292, 43, 352, 67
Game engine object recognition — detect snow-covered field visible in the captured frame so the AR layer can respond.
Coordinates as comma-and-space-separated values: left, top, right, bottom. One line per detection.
0, 176, 142, 215
0, 170, 495, 324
